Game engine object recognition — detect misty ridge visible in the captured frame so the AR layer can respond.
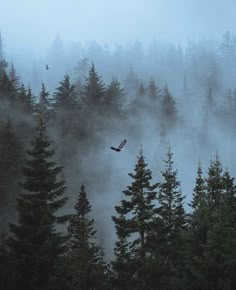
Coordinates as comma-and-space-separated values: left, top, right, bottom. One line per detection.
1, 30, 236, 289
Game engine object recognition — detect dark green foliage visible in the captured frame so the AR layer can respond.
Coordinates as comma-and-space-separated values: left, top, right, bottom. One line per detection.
66, 185, 108, 290
112, 148, 158, 289
54, 74, 77, 111
0, 119, 22, 229
82, 62, 106, 108
53, 74, 79, 137
157, 146, 187, 288
35, 83, 52, 122
17, 84, 34, 114
0, 232, 15, 290
8, 119, 67, 290
0, 70, 17, 103
187, 157, 236, 289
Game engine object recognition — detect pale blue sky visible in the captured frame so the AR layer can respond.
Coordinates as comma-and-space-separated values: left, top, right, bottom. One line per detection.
0, 0, 235, 54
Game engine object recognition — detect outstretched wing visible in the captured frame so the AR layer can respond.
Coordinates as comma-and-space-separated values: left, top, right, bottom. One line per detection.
118, 139, 127, 150
110, 146, 117, 151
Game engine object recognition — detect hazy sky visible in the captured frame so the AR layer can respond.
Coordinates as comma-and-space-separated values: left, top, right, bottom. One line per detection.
0, 0, 235, 54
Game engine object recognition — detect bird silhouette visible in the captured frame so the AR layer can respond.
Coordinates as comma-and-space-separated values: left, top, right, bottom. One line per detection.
46, 64, 50, 70
110, 139, 127, 152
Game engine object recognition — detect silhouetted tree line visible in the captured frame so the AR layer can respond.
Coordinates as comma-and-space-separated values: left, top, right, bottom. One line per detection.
1, 38, 236, 289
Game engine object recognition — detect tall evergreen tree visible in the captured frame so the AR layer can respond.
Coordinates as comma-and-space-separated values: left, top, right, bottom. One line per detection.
82, 63, 106, 108
8, 118, 68, 290
35, 83, 52, 122
161, 84, 179, 129
66, 185, 108, 290
157, 146, 186, 288
104, 77, 125, 116
111, 208, 133, 290
17, 85, 34, 114
0, 119, 22, 229
53, 74, 79, 137
53, 74, 77, 111
112, 148, 158, 289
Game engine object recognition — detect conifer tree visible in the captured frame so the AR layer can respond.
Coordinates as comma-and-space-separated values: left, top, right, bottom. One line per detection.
8, 118, 67, 290
67, 185, 108, 290
161, 84, 179, 129
53, 74, 79, 136
53, 74, 77, 111
35, 83, 52, 122
17, 85, 34, 114
111, 209, 132, 290
0, 119, 22, 229
147, 79, 159, 101
157, 146, 186, 288
112, 148, 158, 289
187, 162, 209, 288
0, 71, 17, 103
83, 63, 106, 108
104, 77, 125, 116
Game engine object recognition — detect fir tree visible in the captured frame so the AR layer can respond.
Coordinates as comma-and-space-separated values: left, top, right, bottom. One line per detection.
111, 209, 132, 290
112, 148, 158, 289
53, 74, 77, 111
35, 83, 52, 122
157, 146, 186, 288
0, 119, 22, 229
67, 185, 108, 290
0, 71, 17, 103
82, 63, 106, 108
8, 118, 67, 290
104, 77, 125, 116
53, 74, 79, 137
161, 84, 179, 129
17, 84, 34, 114
147, 79, 160, 101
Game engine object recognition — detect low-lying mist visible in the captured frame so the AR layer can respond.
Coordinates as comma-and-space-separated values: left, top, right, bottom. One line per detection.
1, 31, 236, 258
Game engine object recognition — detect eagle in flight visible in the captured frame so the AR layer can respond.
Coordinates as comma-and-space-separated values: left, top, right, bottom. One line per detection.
110, 139, 127, 152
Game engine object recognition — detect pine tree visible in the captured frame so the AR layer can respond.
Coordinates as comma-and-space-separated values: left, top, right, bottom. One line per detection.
147, 79, 160, 101
205, 155, 224, 221
104, 77, 125, 116
191, 161, 206, 210
0, 71, 17, 103
0, 119, 22, 229
112, 148, 158, 289
111, 209, 132, 290
82, 63, 106, 108
157, 146, 186, 288
0, 33, 7, 79
187, 162, 209, 289
161, 84, 179, 129
17, 84, 34, 114
8, 118, 68, 290
53, 74, 77, 111
188, 158, 236, 289
53, 74, 79, 136
66, 185, 108, 290
35, 83, 52, 122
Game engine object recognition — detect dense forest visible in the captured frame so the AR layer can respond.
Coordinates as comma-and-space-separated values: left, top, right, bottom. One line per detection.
1, 31, 236, 289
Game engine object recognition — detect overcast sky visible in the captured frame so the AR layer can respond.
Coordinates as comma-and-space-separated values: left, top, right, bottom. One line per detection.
0, 0, 235, 55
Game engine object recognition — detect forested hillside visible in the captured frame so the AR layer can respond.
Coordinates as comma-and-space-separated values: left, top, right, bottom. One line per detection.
1, 31, 236, 289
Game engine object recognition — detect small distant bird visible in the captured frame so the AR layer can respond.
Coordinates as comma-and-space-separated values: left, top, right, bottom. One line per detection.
110, 139, 127, 152
46, 64, 50, 70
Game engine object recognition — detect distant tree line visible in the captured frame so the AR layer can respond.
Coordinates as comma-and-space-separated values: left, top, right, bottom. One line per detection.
0, 37, 236, 289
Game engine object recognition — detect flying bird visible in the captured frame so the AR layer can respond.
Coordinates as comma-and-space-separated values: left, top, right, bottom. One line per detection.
46, 64, 50, 70
110, 139, 127, 152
